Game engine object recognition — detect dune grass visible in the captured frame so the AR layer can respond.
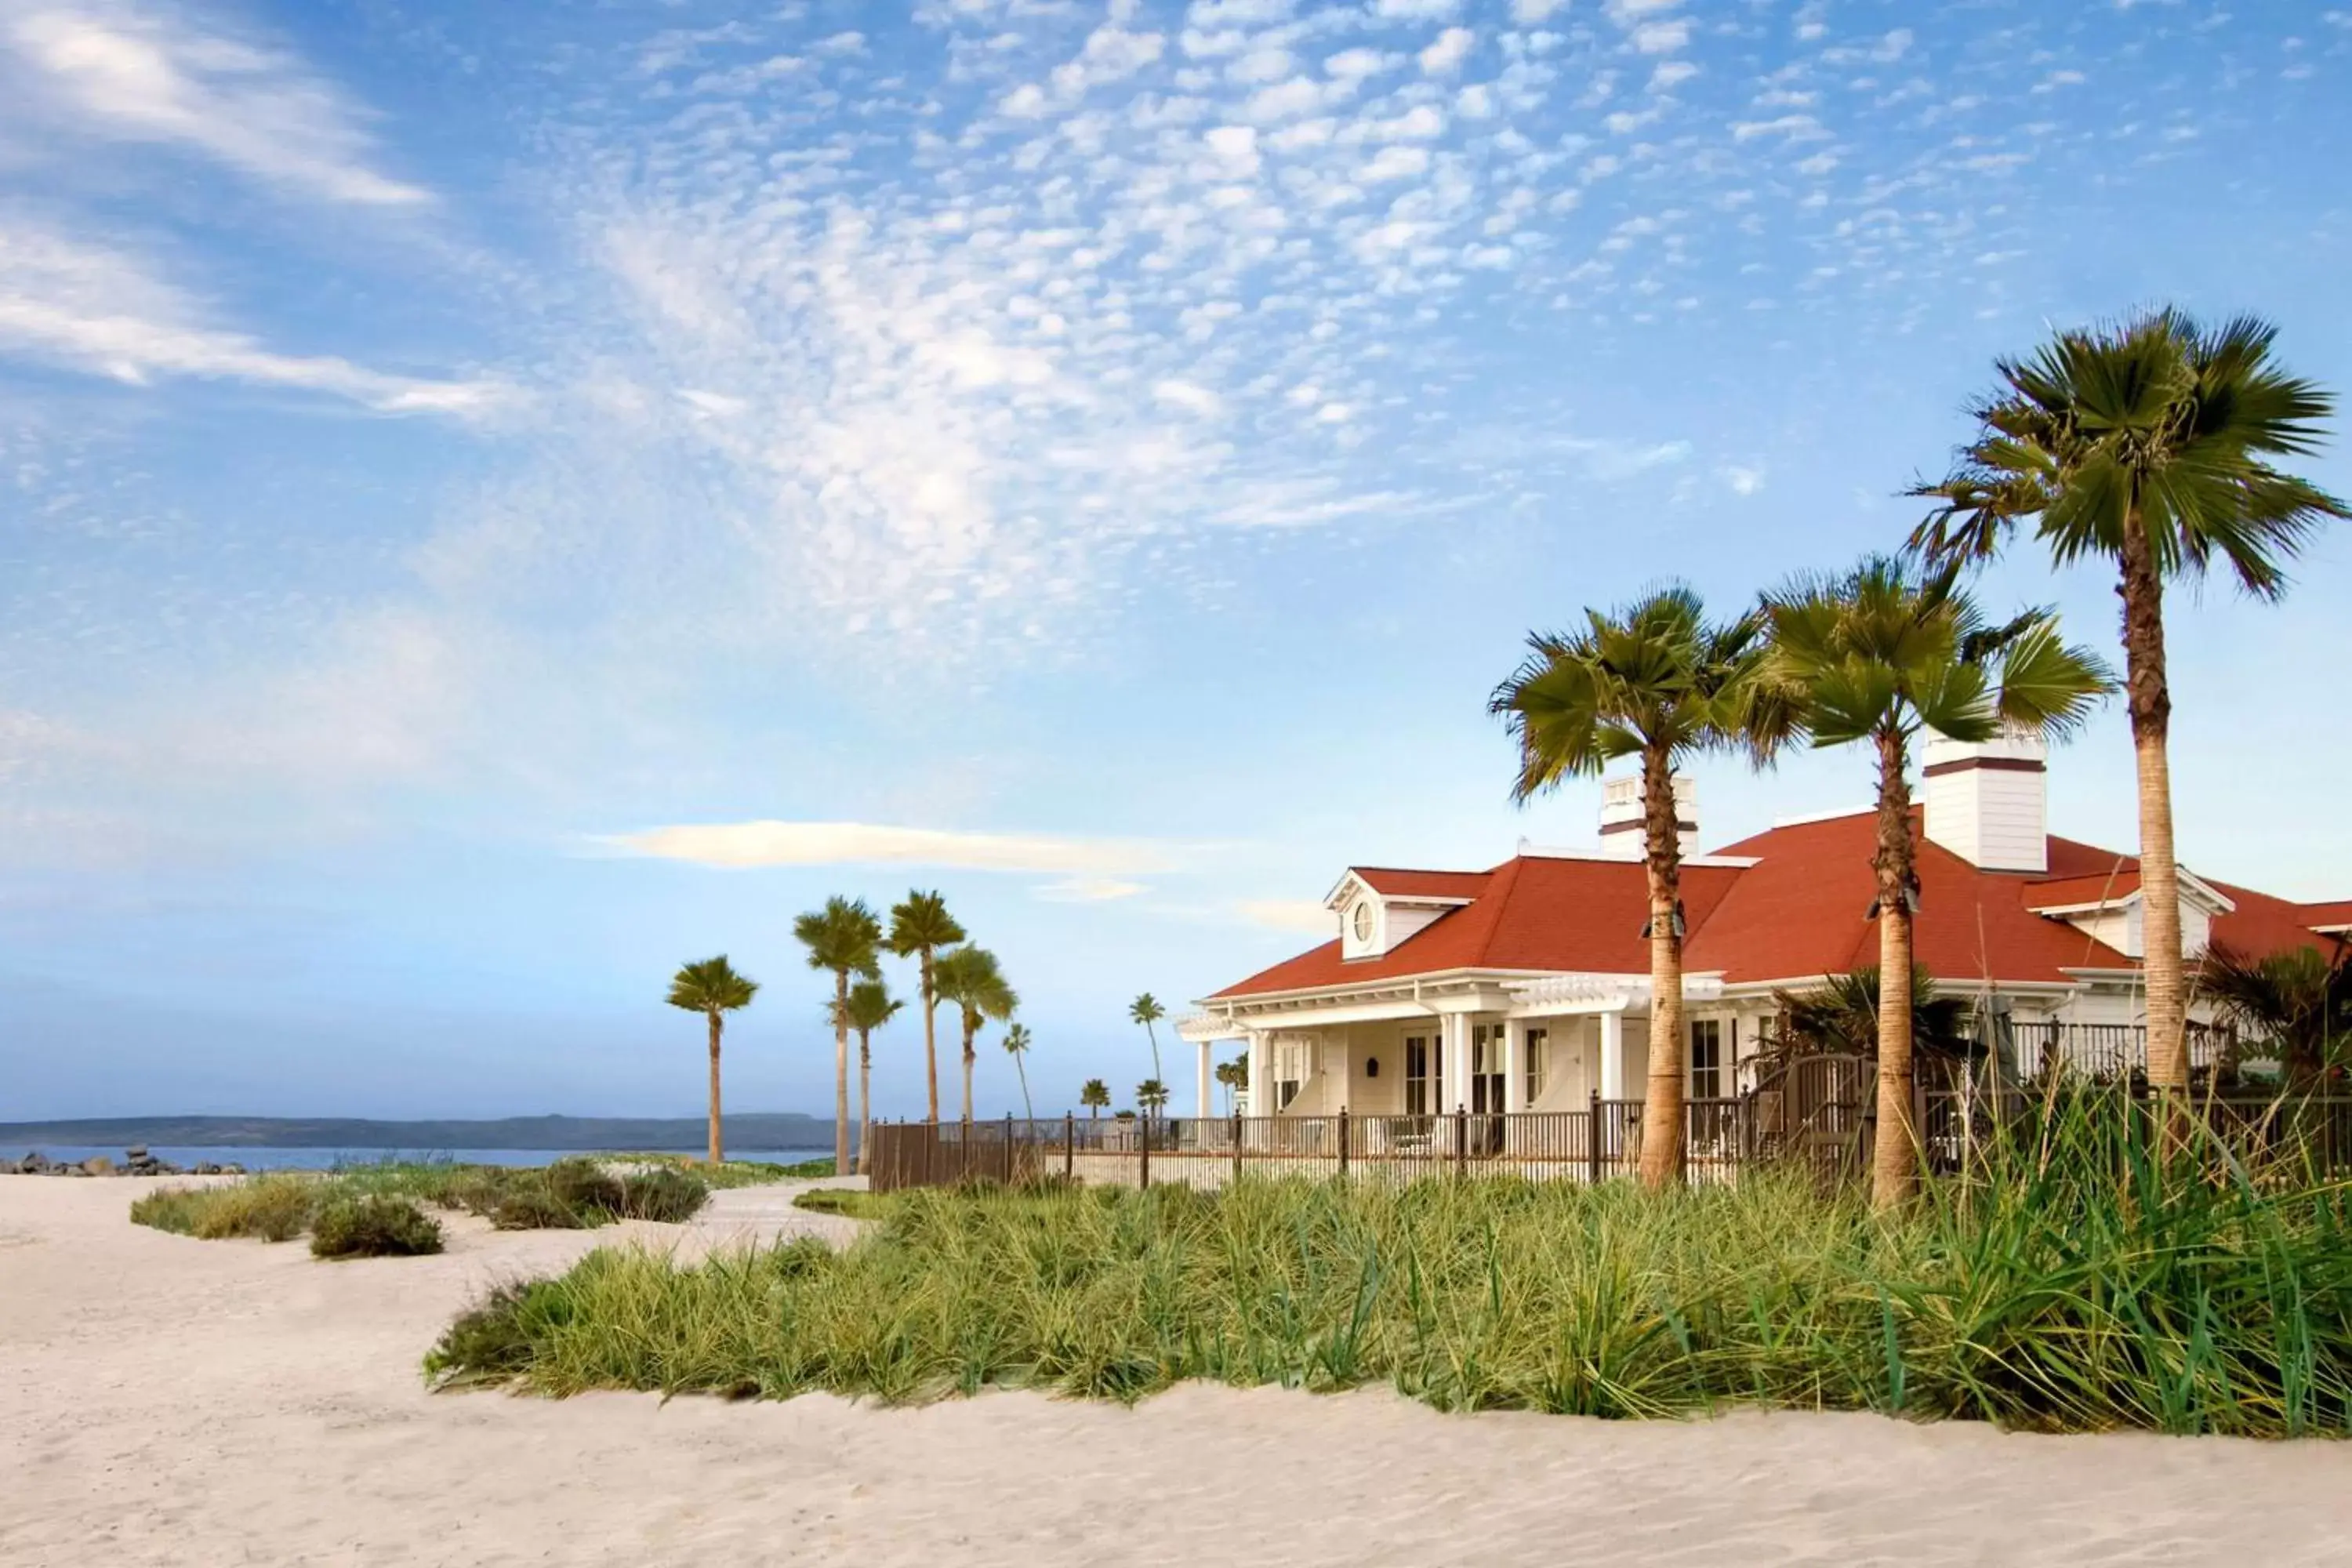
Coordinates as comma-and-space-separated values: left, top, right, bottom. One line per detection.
425, 1096, 2352, 1436
310, 1194, 445, 1258
130, 1153, 749, 1250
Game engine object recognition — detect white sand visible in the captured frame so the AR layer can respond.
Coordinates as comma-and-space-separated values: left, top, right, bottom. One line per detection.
5, 1176, 2350, 1567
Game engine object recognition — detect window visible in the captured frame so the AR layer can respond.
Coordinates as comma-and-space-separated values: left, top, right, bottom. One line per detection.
1470, 1024, 1507, 1113
1690, 1019, 1723, 1100
1352, 900, 1375, 943
1524, 1026, 1548, 1105
1272, 1039, 1309, 1111
1404, 1033, 1437, 1116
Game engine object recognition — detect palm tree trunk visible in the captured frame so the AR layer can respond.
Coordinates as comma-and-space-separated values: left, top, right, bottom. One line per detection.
921, 950, 941, 1123
833, 973, 852, 1177
1015, 1055, 1034, 1123
2120, 516, 2188, 1097
961, 1018, 976, 1123
1871, 728, 1920, 1209
1637, 747, 1686, 1191
1147, 1022, 1163, 1083
856, 1032, 873, 1177
706, 1011, 724, 1166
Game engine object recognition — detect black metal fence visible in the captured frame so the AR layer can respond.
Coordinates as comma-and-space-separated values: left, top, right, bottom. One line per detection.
869, 1087, 2352, 1194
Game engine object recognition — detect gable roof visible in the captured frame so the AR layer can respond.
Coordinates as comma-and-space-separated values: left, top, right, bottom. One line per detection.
1211, 818, 2346, 1003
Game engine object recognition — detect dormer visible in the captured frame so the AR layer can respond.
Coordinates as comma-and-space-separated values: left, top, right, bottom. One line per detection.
1325, 868, 1483, 960
2023, 868, 2236, 959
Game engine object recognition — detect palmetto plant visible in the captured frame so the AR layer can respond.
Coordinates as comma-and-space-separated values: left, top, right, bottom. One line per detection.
664, 956, 759, 1165
794, 896, 883, 1175
1130, 993, 1166, 1082
1079, 1078, 1111, 1118
888, 890, 967, 1124
2196, 943, 2351, 1090
933, 946, 1017, 1123
1490, 586, 1788, 1190
837, 978, 902, 1175
1002, 1022, 1036, 1122
1914, 310, 2347, 1096
1763, 557, 2109, 1207
1135, 1078, 1171, 1116
1766, 965, 1976, 1065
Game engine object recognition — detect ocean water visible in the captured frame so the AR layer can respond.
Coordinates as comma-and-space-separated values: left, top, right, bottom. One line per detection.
4, 1146, 832, 1172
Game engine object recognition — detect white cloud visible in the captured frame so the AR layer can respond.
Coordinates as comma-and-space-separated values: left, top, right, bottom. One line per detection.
1649, 60, 1698, 91
1509, 0, 1564, 21
1722, 465, 1764, 495
1035, 875, 1150, 902
1629, 20, 1690, 53
601, 821, 1187, 879
1236, 897, 1333, 933
1359, 143, 1431, 180
1152, 377, 1224, 416
1418, 27, 1475, 75
4, 2, 428, 205
0, 220, 506, 415
1373, 0, 1461, 19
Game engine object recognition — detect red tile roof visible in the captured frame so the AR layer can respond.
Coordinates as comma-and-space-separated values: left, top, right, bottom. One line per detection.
1210, 818, 2345, 1000
1348, 867, 1494, 900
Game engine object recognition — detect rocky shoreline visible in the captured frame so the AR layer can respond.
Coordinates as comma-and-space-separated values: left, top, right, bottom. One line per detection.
9, 1147, 246, 1178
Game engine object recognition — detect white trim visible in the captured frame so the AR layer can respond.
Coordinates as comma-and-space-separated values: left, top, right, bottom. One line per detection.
1514, 842, 1760, 869
1770, 804, 1874, 828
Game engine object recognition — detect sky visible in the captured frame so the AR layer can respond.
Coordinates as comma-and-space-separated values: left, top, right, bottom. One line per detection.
2, 0, 2349, 1124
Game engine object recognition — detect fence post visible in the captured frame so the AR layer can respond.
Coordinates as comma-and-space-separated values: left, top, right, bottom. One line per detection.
1455, 1104, 1468, 1178
1139, 1114, 1152, 1192
1338, 1108, 1350, 1180
1065, 1112, 1075, 1182
1231, 1110, 1243, 1185
1588, 1090, 1602, 1183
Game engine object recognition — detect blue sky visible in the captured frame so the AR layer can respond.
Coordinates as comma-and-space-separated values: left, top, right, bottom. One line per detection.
2, 0, 2348, 1123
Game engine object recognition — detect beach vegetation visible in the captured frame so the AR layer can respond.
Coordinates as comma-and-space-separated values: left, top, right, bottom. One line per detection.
1130, 993, 1166, 1083
887, 891, 967, 1124
310, 1194, 445, 1258
933, 946, 1017, 1123
424, 1091, 2352, 1436
795, 896, 884, 1177
837, 979, 904, 1175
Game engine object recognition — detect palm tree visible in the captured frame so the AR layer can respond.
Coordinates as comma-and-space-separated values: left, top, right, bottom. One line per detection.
1763, 557, 2109, 1207
794, 896, 883, 1176
1767, 965, 1976, 1065
888, 891, 967, 1123
1080, 1078, 1111, 1118
1130, 993, 1166, 1081
2197, 943, 2350, 1090
1490, 586, 1787, 1189
1135, 1077, 1171, 1116
933, 946, 1016, 1122
1913, 310, 2346, 1097
1001, 1022, 1036, 1122
837, 978, 902, 1175
1214, 1056, 1247, 1116
665, 956, 759, 1165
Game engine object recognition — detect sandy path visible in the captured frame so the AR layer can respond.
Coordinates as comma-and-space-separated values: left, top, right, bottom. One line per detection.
5, 1176, 2350, 1566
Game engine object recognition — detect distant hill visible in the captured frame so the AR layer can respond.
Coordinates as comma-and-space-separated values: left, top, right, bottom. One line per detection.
0, 1112, 836, 1151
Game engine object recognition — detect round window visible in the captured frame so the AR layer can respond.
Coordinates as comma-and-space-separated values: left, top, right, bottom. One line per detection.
1352, 900, 1374, 942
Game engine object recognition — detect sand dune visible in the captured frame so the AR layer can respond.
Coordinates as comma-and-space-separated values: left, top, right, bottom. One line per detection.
4, 1174, 2349, 1566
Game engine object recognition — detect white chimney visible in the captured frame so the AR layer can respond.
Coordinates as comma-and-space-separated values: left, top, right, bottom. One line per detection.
1599, 773, 1698, 859
1922, 728, 2047, 873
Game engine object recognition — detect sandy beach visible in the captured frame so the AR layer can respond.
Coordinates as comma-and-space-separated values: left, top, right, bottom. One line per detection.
5, 1175, 2350, 1566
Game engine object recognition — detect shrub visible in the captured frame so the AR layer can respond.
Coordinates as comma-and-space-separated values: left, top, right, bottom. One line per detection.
775, 1157, 837, 1179
546, 1157, 626, 1218
426, 1280, 575, 1386
791, 1187, 887, 1220
310, 1194, 445, 1258
618, 1166, 708, 1223
490, 1185, 593, 1232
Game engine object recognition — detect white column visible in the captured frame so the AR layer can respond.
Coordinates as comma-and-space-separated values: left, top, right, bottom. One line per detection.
1443, 1014, 1470, 1112
1247, 1032, 1269, 1118
1196, 1038, 1213, 1122
1599, 1010, 1626, 1100
1502, 1019, 1525, 1113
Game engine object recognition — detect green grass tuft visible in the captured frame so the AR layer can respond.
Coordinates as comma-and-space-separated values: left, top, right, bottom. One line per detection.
310, 1194, 445, 1258
424, 1095, 2352, 1435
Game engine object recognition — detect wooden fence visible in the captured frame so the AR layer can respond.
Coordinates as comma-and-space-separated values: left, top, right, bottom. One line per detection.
868, 1087, 2352, 1194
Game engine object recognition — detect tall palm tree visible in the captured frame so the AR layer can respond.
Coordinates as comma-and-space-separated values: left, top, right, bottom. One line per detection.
1763, 557, 2109, 1207
1136, 1077, 1171, 1116
888, 891, 967, 1123
1913, 310, 2346, 1096
665, 956, 759, 1166
1080, 1078, 1111, 1118
933, 946, 1017, 1122
794, 896, 883, 1176
1490, 586, 1787, 1189
837, 978, 902, 1175
1002, 1022, 1036, 1122
1130, 993, 1166, 1081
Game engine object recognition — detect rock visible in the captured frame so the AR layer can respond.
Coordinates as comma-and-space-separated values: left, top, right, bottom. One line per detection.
125, 1145, 149, 1160
82, 1156, 114, 1177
